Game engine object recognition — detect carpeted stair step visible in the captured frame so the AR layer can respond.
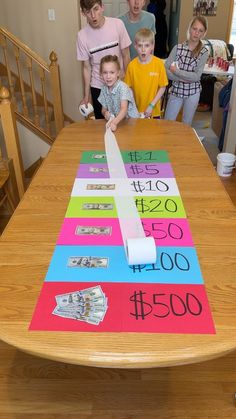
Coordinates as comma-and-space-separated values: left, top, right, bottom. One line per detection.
15, 91, 54, 128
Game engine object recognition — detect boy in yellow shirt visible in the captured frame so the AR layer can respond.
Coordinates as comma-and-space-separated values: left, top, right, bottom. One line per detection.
124, 28, 168, 118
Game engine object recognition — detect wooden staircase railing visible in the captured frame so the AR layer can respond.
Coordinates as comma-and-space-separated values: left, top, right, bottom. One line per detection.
0, 86, 25, 200
0, 27, 71, 145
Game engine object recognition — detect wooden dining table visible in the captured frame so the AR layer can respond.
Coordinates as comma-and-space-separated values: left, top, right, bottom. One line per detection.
1, 119, 236, 369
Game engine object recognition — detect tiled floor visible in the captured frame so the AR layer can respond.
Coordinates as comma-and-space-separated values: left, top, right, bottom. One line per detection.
192, 110, 219, 166
192, 110, 236, 207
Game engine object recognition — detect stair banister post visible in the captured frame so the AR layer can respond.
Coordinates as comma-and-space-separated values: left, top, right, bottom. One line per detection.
0, 86, 25, 198
49, 51, 64, 135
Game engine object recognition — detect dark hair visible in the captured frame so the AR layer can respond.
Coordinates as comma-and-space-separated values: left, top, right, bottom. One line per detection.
80, 0, 102, 12
100, 55, 121, 73
187, 16, 208, 57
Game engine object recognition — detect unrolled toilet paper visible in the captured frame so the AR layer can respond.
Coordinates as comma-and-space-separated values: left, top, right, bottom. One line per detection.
104, 126, 157, 266
126, 237, 157, 265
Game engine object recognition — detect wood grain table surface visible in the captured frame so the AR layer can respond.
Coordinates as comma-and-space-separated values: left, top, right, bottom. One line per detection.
0, 119, 236, 369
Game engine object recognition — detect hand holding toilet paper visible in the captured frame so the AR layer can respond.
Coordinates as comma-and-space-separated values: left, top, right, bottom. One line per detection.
79, 103, 94, 117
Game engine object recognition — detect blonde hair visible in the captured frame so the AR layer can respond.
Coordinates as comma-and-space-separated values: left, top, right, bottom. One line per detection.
134, 28, 155, 45
187, 16, 208, 58
100, 55, 121, 73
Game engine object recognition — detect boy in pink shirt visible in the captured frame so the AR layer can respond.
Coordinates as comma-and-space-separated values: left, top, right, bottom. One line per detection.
77, 0, 131, 118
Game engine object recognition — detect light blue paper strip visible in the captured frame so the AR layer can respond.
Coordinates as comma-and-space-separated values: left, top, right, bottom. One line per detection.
45, 245, 203, 284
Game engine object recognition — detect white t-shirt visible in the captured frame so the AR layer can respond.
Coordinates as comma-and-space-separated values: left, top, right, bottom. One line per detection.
76, 17, 131, 89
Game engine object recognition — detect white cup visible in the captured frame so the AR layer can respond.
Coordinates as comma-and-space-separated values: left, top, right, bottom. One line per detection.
217, 153, 236, 177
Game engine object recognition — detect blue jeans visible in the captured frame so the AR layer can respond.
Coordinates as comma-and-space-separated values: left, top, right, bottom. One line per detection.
164, 92, 200, 125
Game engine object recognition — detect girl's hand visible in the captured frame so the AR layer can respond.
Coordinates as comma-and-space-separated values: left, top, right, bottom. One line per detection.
110, 121, 117, 131
107, 119, 117, 131
104, 110, 111, 121
144, 104, 153, 118
79, 97, 89, 107
170, 64, 177, 73
170, 61, 178, 73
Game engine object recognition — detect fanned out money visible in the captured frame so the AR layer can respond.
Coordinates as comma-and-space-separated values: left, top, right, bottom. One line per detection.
52, 285, 108, 325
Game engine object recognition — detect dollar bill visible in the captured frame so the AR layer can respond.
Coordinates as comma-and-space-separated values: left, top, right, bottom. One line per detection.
81, 316, 100, 325
92, 153, 106, 159
82, 203, 113, 210
56, 293, 106, 308
78, 285, 106, 301
89, 167, 108, 173
52, 307, 78, 320
53, 307, 99, 323
67, 256, 108, 268
54, 303, 106, 317
75, 225, 112, 236
82, 307, 106, 319
53, 305, 86, 316
86, 184, 115, 190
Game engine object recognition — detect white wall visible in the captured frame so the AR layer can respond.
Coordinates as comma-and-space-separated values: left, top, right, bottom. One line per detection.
0, 121, 50, 170
179, 0, 233, 42
17, 123, 50, 170
0, 0, 172, 125
0, 0, 82, 122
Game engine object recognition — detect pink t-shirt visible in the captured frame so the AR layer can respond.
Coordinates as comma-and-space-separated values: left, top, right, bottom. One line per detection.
76, 17, 131, 89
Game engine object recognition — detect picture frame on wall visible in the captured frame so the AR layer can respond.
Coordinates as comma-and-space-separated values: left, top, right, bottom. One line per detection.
193, 0, 218, 16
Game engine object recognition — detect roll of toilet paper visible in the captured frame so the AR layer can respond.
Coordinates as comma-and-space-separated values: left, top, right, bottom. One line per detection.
104, 127, 157, 266
126, 237, 157, 265
79, 103, 94, 117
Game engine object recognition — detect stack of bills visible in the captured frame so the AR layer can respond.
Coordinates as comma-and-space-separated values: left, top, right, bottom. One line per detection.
52, 285, 108, 325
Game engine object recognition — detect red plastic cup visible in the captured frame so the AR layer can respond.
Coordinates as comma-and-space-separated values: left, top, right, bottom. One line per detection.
224, 61, 230, 71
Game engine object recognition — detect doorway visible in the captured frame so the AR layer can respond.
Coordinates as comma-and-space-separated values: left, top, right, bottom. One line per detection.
168, 0, 181, 51
78, 0, 178, 55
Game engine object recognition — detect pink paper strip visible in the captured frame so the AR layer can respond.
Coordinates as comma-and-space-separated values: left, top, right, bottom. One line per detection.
29, 282, 215, 334
57, 218, 122, 246
57, 218, 193, 247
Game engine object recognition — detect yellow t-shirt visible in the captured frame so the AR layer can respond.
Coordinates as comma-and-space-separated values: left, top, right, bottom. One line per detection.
124, 56, 168, 117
